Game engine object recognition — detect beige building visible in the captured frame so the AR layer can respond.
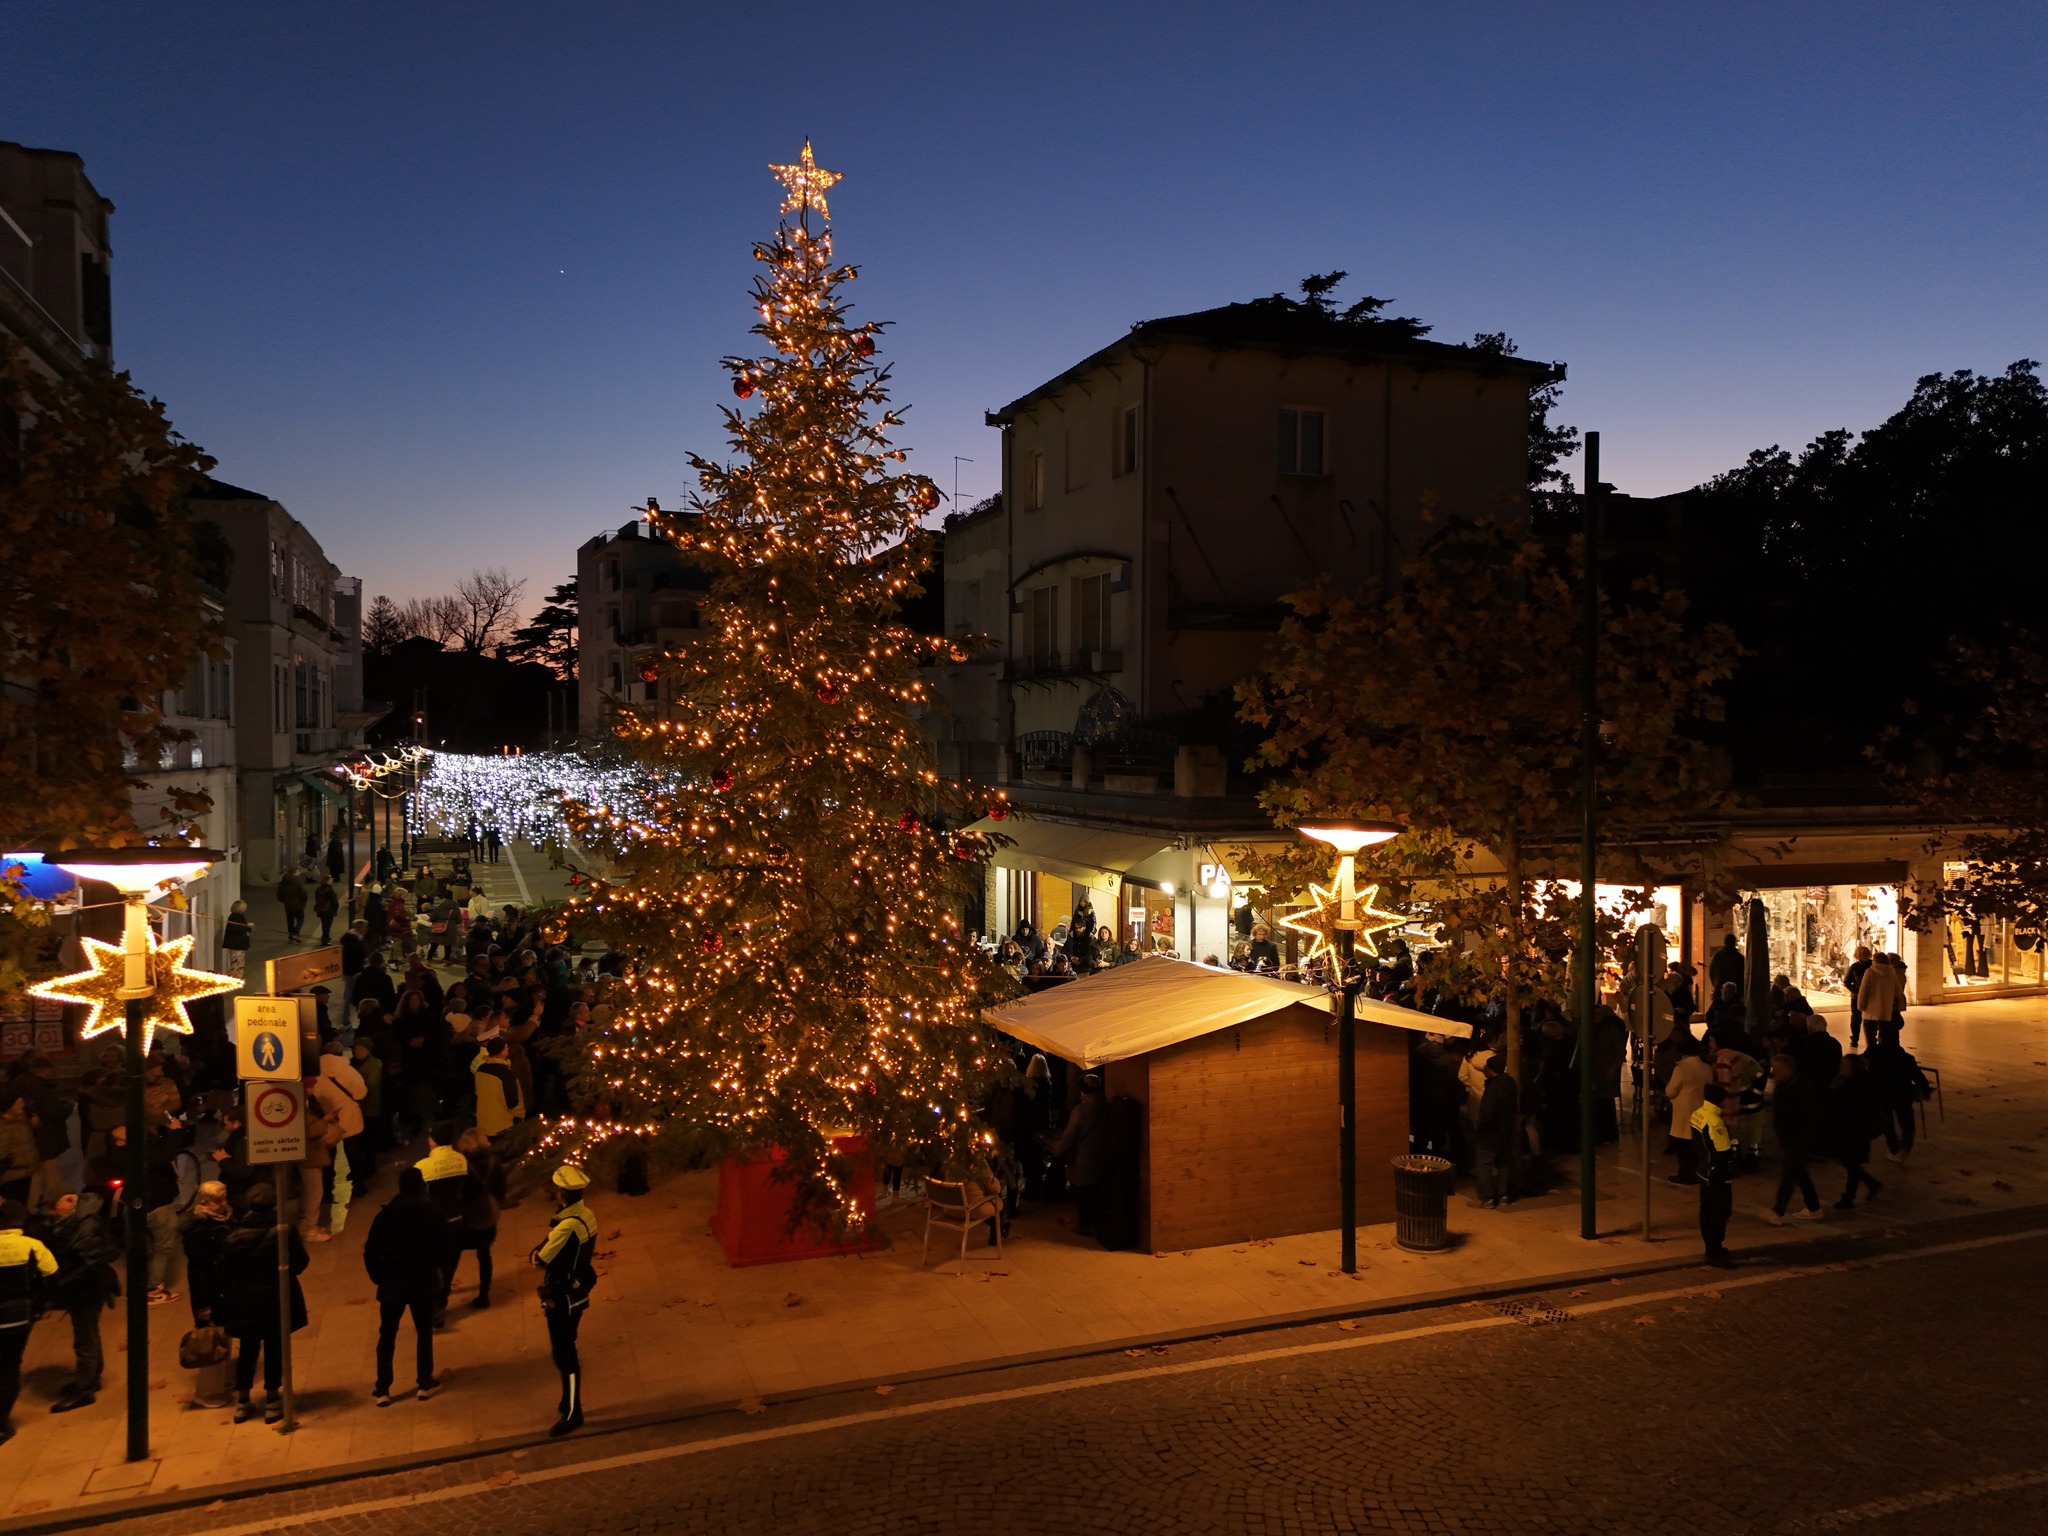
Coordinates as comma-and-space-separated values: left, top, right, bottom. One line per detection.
0, 139, 112, 381
190, 478, 369, 888
936, 297, 1559, 958
575, 517, 712, 740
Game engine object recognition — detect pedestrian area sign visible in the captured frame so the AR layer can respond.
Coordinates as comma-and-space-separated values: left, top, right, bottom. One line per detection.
246, 1079, 306, 1165
235, 997, 302, 1080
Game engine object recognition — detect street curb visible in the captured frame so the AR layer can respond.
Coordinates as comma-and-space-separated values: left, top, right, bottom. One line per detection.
15, 1199, 2048, 1536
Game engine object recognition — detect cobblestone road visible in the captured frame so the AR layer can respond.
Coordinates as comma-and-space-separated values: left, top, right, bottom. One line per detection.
75, 1215, 2048, 1536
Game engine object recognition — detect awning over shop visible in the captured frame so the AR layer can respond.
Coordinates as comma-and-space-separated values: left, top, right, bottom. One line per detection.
295, 770, 352, 809
985, 955, 1466, 1067
966, 816, 1179, 886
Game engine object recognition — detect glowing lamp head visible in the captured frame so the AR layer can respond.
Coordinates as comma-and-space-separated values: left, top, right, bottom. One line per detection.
51, 846, 224, 896
1295, 823, 1401, 855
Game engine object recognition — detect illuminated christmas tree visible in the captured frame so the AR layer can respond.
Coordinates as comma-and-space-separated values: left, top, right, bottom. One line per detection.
563, 143, 1005, 1226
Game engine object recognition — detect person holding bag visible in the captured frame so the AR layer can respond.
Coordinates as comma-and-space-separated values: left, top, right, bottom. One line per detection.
178, 1182, 235, 1406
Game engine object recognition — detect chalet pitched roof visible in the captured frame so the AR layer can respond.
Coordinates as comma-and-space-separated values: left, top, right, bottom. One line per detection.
186, 474, 274, 503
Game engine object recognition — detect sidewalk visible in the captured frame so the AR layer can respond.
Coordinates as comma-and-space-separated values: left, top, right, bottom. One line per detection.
6, 994, 2045, 1520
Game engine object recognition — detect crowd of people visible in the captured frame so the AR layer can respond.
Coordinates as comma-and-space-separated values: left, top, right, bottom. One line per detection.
0, 848, 621, 1444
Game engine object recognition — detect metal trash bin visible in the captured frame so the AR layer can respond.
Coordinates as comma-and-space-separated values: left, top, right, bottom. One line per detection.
1391, 1154, 1456, 1252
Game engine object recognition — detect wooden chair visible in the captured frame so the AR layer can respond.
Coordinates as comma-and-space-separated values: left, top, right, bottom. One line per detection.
921, 1179, 1003, 1266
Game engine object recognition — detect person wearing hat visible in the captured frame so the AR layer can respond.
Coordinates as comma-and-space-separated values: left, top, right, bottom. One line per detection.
531, 1164, 597, 1437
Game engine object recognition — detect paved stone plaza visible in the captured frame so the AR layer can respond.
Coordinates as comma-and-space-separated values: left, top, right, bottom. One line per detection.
68, 1208, 2048, 1536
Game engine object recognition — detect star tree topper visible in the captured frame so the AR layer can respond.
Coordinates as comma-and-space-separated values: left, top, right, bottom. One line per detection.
28, 933, 239, 1055
1281, 880, 1408, 968
770, 139, 842, 220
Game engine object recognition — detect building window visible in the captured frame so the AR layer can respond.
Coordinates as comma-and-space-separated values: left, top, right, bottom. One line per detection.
273, 664, 287, 732
1277, 407, 1326, 476
607, 558, 621, 592
1072, 573, 1111, 654
1027, 585, 1058, 668
608, 658, 622, 691
1114, 405, 1139, 477
1026, 451, 1045, 511
270, 539, 287, 598
190, 743, 203, 769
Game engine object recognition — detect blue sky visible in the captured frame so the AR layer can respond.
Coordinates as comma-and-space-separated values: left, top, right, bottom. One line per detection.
5, 2, 2042, 611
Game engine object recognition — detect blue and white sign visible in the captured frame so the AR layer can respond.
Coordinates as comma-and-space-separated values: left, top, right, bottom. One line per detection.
234, 997, 301, 1080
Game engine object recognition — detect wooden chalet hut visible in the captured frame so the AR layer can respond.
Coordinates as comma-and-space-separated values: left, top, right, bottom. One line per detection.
988, 957, 1468, 1252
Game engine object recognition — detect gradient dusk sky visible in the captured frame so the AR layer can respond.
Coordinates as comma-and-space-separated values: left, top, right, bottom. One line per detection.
4, 2, 2042, 609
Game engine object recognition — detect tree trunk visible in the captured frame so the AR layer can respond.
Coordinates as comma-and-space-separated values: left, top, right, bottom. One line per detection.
1501, 828, 1522, 1081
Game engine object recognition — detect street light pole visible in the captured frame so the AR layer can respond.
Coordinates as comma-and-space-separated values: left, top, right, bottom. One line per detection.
1296, 821, 1401, 1277
1577, 432, 1602, 1242
120, 990, 148, 1462
1336, 927, 1359, 1274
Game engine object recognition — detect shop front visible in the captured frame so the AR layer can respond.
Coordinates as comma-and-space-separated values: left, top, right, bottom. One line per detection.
975, 818, 1247, 966
1937, 863, 2047, 995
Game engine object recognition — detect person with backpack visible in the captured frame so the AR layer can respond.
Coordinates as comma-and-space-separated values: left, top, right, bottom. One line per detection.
1690, 1083, 1739, 1268
363, 1168, 446, 1405
1867, 1036, 1932, 1160
532, 1164, 598, 1437
313, 877, 342, 945
44, 1190, 119, 1413
452, 1127, 505, 1309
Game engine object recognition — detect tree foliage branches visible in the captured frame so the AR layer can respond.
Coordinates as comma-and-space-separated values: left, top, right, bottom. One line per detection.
556, 200, 1005, 1225
0, 346, 219, 849
1238, 517, 1740, 1066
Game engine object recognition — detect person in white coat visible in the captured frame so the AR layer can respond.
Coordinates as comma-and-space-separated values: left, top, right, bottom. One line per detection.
1663, 1040, 1716, 1186
313, 1043, 369, 1230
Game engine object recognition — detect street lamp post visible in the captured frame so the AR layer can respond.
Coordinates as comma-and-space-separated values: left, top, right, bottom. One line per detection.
34, 847, 225, 1463
1296, 822, 1401, 1274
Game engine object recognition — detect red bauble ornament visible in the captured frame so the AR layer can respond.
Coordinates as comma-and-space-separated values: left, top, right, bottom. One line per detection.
952, 838, 977, 861
913, 484, 941, 513
710, 769, 735, 792
898, 812, 920, 833
853, 333, 876, 358
701, 931, 724, 953
987, 802, 1010, 822
732, 377, 755, 399
815, 681, 842, 704
637, 658, 661, 683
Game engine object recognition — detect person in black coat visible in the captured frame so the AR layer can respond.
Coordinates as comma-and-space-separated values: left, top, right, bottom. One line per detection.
215, 1187, 308, 1423
363, 1168, 446, 1402
1764, 1053, 1826, 1222
1865, 1038, 1930, 1159
180, 1181, 234, 1327
1826, 1054, 1883, 1210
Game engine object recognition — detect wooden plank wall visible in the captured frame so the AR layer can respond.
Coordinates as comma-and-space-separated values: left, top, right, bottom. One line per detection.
1141, 1004, 1410, 1252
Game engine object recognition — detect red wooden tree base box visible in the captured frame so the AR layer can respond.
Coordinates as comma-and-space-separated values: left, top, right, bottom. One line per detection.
710, 1136, 884, 1267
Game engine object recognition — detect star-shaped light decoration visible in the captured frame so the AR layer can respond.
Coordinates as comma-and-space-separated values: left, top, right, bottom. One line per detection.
1281, 880, 1409, 969
27, 933, 239, 1055
770, 139, 843, 220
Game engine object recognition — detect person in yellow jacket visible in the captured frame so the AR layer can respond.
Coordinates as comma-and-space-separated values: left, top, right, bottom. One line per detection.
531, 1165, 597, 1437
1690, 1084, 1739, 1269
471, 1035, 524, 1141
0, 1200, 59, 1442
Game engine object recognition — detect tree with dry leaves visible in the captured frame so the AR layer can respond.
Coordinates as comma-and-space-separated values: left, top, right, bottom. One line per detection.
1238, 517, 1741, 1076
0, 347, 220, 987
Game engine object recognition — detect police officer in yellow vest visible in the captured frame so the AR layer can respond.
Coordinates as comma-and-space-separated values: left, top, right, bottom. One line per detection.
1690, 1084, 1739, 1269
531, 1164, 597, 1437
0, 1199, 58, 1443
415, 1122, 472, 1327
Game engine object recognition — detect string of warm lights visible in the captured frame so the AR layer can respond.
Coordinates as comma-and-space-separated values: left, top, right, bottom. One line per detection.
544, 143, 1009, 1229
